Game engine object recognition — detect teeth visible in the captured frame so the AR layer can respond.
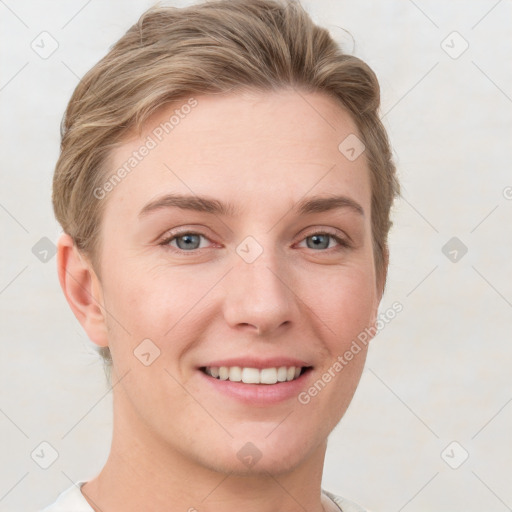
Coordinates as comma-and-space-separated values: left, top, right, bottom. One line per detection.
277, 366, 288, 382
204, 366, 305, 384
260, 368, 277, 384
229, 367, 242, 382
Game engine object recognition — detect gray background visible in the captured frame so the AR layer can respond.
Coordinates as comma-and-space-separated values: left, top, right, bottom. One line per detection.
1, 0, 511, 511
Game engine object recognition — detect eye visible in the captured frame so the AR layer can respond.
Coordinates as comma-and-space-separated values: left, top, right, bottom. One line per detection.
160, 231, 213, 252
298, 231, 350, 251
159, 229, 350, 254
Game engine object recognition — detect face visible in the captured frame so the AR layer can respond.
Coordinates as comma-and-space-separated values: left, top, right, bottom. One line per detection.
91, 89, 381, 475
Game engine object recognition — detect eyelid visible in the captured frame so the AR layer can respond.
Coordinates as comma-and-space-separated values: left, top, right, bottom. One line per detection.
299, 226, 347, 239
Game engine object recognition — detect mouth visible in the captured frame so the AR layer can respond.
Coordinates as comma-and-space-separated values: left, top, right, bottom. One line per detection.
199, 365, 313, 384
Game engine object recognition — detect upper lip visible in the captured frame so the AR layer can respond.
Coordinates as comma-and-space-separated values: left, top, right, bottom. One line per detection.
199, 357, 312, 369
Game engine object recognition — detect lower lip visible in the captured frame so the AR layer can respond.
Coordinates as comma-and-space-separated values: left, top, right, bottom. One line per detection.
197, 368, 313, 406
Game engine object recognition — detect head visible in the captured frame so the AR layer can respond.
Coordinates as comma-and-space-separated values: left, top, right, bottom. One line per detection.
54, 0, 400, 476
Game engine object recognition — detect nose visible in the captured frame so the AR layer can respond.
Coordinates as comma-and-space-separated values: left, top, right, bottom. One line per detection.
222, 250, 296, 337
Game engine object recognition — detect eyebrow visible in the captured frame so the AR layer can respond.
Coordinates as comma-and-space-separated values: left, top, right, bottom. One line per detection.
138, 193, 365, 218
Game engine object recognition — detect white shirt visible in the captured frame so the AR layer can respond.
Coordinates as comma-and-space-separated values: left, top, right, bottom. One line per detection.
39, 482, 92, 511
40, 482, 369, 512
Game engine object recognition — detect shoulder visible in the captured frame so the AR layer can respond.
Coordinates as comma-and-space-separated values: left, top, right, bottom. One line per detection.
323, 489, 372, 512
39, 481, 93, 512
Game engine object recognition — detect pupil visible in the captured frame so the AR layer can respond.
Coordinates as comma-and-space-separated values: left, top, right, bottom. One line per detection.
309, 234, 328, 250
178, 234, 199, 250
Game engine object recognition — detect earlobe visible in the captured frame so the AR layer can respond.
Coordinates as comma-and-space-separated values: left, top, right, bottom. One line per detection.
57, 233, 109, 347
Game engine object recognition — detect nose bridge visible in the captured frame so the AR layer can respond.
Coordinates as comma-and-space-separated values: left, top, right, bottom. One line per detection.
223, 237, 295, 334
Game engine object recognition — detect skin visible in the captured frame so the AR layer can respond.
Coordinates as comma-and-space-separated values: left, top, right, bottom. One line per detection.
58, 89, 386, 512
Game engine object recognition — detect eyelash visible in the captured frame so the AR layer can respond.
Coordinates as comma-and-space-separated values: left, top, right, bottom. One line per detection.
159, 229, 351, 254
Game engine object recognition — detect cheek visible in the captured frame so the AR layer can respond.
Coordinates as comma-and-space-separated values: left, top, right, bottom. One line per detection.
303, 265, 377, 347
101, 261, 219, 359
104, 255, 184, 320
302, 271, 374, 423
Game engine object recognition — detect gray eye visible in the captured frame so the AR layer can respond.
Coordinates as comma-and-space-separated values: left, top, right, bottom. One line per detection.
175, 233, 202, 250
306, 234, 331, 250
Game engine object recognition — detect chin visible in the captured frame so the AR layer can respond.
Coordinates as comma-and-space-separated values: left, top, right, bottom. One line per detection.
194, 422, 326, 477
203, 447, 313, 477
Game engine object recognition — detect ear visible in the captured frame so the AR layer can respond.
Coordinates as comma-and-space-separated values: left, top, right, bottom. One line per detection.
57, 233, 109, 347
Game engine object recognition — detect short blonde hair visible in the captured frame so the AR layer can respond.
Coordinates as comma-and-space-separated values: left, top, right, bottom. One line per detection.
53, 0, 400, 372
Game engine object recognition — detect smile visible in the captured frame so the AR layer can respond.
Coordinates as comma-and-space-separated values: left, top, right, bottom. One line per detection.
201, 366, 311, 384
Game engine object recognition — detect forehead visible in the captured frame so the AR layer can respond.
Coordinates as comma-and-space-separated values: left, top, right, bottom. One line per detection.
103, 89, 371, 217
